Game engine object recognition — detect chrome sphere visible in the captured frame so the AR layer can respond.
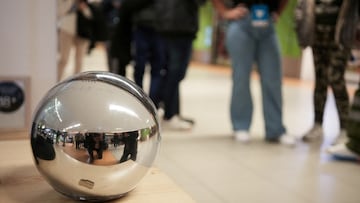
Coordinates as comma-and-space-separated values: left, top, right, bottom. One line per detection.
30, 71, 161, 201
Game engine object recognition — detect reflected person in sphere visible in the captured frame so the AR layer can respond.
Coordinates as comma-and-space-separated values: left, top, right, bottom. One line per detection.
120, 131, 139, 163
75, 132, 82, 149
113, 133, 121, 148
85, 133, 104, 163
62, 131, 68, 147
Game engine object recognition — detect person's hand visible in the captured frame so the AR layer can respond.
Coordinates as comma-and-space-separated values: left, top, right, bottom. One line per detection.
222, 4, 249, 20
77, 1, 87, 11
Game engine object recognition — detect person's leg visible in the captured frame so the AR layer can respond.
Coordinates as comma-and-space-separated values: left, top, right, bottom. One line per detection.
133, 27, 150, 88
97, 147, 103, 159
313, 51, 330, 124
148, 31, 166, 108
301, 45, 330, 141
256, 24, 285, 139
105, 40, 112, 71
346, 88, 360, 155
74, 36, 90, 74
130, 140, 138, 161
327, 87, 360, 160
328, 45, 350, 132
120, 140, 130, 163
330, 48, 350, 145
87, 147, 94, 162
58, 30, 74, 81
225, 18, 255, 132
162, 37, 193, 120
118, 57, 129, 76
301, 28, 333, 141
312, 27, 334, 126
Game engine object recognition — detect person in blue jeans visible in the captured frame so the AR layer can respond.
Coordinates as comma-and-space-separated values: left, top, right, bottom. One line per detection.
211, 0, 295, 146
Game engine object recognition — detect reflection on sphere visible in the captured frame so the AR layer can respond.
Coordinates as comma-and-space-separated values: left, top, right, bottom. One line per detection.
30, 71, 161, 201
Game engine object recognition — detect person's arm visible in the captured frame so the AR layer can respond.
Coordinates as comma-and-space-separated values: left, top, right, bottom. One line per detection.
78, 0, 93, 19
211, 0, 248, 20
57, 0, 75, 18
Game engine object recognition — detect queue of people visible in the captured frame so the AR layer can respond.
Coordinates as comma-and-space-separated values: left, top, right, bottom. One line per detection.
56, 0, 360, 162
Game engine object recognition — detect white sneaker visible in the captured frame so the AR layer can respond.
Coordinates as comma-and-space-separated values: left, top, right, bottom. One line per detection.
234, 130, 250, 143
162, 115, 193, 131
331, 129, 348, 145
327, 143, 359, 160
302, 124, 323, 142
280, 134, 297, 147
157, 108, 165, 120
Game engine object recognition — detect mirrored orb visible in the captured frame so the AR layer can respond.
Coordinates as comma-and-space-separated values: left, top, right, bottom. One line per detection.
30, 71, 161, 201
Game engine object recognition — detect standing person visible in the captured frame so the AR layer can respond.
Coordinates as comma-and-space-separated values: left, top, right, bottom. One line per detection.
132, 4, 165, 108
57, 0, 93, 81
211, 0, 296, 145
110, 0, 152, 76
300, 0, 351, 144
85, 133, 104, 163
75, 132, 82, 149
325, 0, 360, 161
154, 0, 205, 130
119, 131, 139, 163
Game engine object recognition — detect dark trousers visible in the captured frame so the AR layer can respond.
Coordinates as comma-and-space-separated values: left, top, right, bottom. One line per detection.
87, 144, 103, 160
312, 25, 350, 129
120, 137, 138, 162
162, 36, 193, 119
106, 40, 127, 76
133, 26, 165, 107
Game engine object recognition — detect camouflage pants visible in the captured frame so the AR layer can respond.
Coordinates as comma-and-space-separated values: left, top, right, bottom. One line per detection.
312, 25, 350, 129
347, 88, 360, 155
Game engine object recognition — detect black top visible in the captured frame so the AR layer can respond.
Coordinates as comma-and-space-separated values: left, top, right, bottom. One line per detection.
315, 0, 342, 25
232, 0, 281, 13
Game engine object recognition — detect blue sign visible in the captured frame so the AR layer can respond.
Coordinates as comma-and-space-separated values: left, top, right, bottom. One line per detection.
251, 4, 270, 27
0, 81, 25, 113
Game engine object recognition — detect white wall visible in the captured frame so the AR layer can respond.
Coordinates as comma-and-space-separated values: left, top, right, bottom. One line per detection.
0, 1, 57, 118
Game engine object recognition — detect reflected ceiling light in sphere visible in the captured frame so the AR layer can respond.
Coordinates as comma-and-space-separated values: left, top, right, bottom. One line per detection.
30, 71, 161, 201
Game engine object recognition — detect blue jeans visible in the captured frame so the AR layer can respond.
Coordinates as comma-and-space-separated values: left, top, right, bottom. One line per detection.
133, 26, 165, 107
162, 36, 193, 119
225, 16, 286, 138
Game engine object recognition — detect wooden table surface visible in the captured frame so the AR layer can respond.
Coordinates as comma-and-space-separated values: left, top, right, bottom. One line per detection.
0, 137, 195, 203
